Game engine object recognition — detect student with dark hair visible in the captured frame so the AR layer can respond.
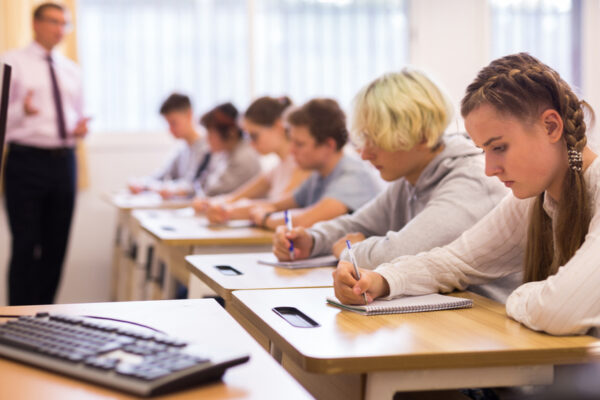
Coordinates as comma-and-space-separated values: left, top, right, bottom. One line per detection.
203, 96, 310, 223
248, 98, 380, 230
128, 93, 209, 196
192, 102, 261, 199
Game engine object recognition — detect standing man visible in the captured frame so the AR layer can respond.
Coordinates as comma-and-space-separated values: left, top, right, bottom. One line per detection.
1, 2, 89, 305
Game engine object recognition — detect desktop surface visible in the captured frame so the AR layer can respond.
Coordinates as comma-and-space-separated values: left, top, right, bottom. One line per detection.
232, 287, 600, 374
138, 210, 273, 246
0, 299, 312, 399
186, 252, 334, 302
104, 191, 193, 211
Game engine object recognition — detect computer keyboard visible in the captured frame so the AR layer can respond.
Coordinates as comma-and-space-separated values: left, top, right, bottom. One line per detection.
0, 312, 249, 396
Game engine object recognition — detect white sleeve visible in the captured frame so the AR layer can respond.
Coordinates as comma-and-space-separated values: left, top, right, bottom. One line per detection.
506, 208, 600, 335
375, 194, 529, 298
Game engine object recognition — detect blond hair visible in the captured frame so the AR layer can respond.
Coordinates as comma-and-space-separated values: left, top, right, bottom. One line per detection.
351, 68, 453, 152
461, 53, 594, 282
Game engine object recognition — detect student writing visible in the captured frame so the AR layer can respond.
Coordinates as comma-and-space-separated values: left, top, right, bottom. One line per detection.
128, 93, 209, 197
273, 69, 513, 302
202, 96, 309, 222
333, 53, 600, 336
249, 98, 381, 230
192, 102, 262, 198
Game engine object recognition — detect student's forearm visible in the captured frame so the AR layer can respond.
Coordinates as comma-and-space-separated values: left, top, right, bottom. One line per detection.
228, 175, 270, 202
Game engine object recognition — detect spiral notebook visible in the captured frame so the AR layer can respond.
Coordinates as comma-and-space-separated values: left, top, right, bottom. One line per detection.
326, 293, 473, 315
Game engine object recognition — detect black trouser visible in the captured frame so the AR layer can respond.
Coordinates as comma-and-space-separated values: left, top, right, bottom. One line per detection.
4, 143, 76, 305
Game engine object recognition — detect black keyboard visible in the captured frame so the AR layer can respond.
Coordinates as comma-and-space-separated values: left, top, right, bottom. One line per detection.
0, 312, 249, 396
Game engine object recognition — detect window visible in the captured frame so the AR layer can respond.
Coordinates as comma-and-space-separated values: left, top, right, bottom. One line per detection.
78, 0, 409, 132
490, 0, 582, 89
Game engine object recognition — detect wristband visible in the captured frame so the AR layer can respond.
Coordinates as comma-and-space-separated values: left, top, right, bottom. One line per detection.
261, 211, 274, 228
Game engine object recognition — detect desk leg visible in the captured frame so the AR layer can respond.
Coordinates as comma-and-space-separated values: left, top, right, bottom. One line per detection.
157, 244, 193, 299
111, 209, 129, 301
364, 365, 553, 400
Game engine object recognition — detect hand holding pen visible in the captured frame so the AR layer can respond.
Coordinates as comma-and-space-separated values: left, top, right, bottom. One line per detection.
346, 240, 368, 305
284, 210, 295, 261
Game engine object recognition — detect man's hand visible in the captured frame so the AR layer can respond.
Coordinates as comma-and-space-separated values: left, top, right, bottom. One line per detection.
206, 203, 232, 224
332, 232, 366, 258
249, 204, 276, 227
273, 225, 314, 261
73, 117, 92, 138
23, 90, 39, 116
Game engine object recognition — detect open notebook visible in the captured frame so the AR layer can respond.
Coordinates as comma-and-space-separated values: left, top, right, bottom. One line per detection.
326, 293, 473, 315
257, 255, 338, 269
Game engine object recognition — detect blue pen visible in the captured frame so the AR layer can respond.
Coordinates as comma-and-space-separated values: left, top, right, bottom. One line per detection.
346, 240, 368, 305
284, 210, 295, 260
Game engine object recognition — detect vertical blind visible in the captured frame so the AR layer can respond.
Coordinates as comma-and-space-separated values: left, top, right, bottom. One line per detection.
78, 0, 409, 132
490, 0, 581, 90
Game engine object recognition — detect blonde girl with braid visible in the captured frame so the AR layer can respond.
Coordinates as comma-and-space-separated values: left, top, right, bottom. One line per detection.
332, 53, 600, 336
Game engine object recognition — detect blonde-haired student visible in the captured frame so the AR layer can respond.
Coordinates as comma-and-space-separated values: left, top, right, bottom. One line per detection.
274, 68, 513, 301
201, 96, 309, 222
333, 53, 600, 336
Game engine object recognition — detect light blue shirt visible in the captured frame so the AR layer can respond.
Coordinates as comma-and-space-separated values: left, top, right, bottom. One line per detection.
293, 154, 380, 212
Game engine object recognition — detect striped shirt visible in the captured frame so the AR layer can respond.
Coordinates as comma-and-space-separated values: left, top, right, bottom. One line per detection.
376, 156, 600, 336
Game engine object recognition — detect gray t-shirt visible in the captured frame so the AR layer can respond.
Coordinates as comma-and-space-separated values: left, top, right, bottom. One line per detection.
293, 153, 380, 211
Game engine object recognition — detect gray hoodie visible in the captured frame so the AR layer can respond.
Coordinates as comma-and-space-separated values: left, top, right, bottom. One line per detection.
308, 134, 520, 303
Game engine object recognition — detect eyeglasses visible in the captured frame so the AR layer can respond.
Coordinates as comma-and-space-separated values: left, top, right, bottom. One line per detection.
38, 17, 73, 31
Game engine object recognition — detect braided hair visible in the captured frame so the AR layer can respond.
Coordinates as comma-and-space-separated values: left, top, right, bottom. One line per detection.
461, 53, 594, 282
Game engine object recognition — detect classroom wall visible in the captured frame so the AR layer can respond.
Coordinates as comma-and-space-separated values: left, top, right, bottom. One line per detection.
0, 0, 598, 305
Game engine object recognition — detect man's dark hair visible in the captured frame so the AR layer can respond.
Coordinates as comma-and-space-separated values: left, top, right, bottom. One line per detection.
286, 98, 348, 150
159, 93, 192, 115
33, 2, 65, 20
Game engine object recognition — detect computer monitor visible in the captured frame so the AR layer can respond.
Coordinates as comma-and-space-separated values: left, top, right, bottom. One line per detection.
0, 62, 11, 174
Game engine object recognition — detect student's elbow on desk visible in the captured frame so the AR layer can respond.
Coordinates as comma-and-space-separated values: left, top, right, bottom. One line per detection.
506, 285, 591, 336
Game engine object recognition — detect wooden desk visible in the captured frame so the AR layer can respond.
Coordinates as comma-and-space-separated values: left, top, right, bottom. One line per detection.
185, 252, 334, 304
138, 210, 273, 299
0, 299, 312, 400
186, 252, 335, 350
104, 192, 191, 301
231, 287, 600, 400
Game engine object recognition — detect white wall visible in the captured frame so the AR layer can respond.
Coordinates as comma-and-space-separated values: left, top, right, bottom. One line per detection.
409, 0, 490, 133
1, 0, 598, 305
582, 0, 600, 148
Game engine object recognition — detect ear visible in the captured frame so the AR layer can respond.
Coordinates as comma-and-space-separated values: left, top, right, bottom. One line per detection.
540, 109, 563, 144
273, 118, 284, 131
325, 137, 338, 152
